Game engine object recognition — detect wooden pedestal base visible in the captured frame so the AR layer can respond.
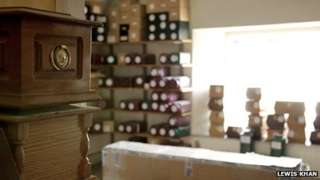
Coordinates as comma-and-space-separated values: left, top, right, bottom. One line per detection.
0, 105, 99, 180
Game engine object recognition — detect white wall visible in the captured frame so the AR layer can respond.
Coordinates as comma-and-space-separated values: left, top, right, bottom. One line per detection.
191, 0, 320, 28
190, 0, 320, 170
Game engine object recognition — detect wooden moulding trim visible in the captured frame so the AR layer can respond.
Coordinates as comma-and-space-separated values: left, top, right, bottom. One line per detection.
0, 105, 99, 123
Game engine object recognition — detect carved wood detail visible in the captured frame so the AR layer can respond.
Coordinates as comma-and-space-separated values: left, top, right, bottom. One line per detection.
78, 113, 94, 180
6, 123, 29, 180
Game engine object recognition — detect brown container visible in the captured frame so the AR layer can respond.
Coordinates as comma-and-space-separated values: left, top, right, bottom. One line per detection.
314, 116, 320, 130
310, 130, 320, 145
289, 102, 305, 116
266, 114, 285, 130
248, 115, 263, 128
209, 85, 224, 98
0, 8, 98, 108
274, 101, 291, 114
226, 126, 242, 139
246, 88, 261, 101
209, 125, 225, 138
245, 101, 260, 114
287, 129, 306, 144
287, 115, 306, 129
208, 98, 223, 111
210, 111, 224, 126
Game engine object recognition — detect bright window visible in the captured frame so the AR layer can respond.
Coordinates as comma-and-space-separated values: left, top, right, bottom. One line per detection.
192, 23, 320, 139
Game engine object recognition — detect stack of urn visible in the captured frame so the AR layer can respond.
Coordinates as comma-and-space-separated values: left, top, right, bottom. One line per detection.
273, 101, 306, 144
310, 103, 320, 145
208, 85, 225, 138
246, 88, 263, 140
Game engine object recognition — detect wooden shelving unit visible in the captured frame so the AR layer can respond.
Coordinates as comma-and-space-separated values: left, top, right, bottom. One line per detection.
91, 39, 193, 144
96, 87, 193, 93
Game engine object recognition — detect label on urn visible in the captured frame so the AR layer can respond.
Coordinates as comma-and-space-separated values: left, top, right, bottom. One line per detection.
149, 24, 156, 32
159, 128, 167, 136
159, 13, 168, 21
97, 27, 105, 33
150, 128, 157, 136
159, 33, 167, 40
271, 142, 282, 150
97, 35, 105, 42
124, 56, 132, 64
150, 80, 157, 88
288, 131, 295, 138
170, 54, 179, 63
159, 80, 166, 88
152, 102, 159, 111
105, 78, 113, 87
254, 117, 260, 125
118, 124, 125, 132
298, 116, 305, 124
170, 33, 178, 40
134, 56, 142, 64
161, 93, 168, 101
94, 123, 102, 131
159, 54, 168, 64
128, 103, 135, 111
126, 125, 133, 133
148, 33, 156, 41
169, 117, 177, 126
148, 14, 156, 22
120, 102, 127, 110
152, 92, 159, 101
150, 68, 158, 77
160, 22, 167, 30
169, 129, 175, 137
107, 56, 115, 64
171, 105, 178, 113
141, 102, 149, 110
240, 136, 251, 144
135, 77, 144, 85
159, 104, 167, 112
98, 79, 104, 86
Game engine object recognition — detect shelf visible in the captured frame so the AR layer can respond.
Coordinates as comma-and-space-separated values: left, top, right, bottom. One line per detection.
91, 64, 192, 70
97, 87, 193, 93
113, 109, 192, 116
114, 132, 190, 140
92, 39, 192, 46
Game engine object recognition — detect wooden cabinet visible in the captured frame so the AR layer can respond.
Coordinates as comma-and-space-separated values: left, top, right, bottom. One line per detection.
0, 8, 99, 180
0, 8, 98, 108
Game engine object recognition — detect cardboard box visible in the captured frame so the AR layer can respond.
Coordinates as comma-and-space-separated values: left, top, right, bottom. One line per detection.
102, 141, 302, 180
